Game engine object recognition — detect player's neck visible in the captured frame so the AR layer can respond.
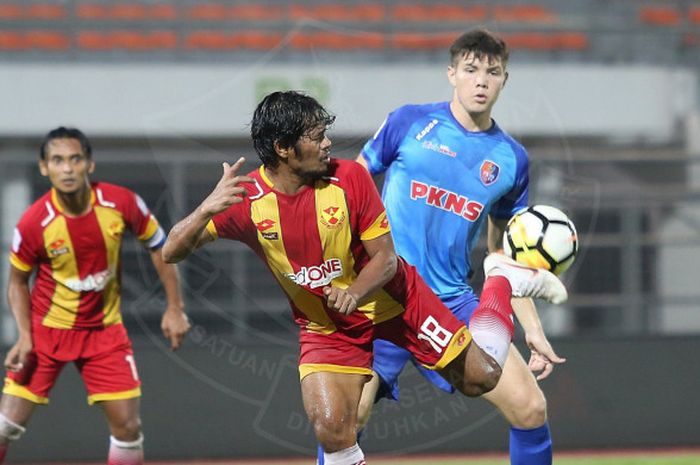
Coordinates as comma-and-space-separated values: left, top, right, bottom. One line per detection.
263, 166, 311, 195
53, 184, 93, 217
450, 100, 493, 132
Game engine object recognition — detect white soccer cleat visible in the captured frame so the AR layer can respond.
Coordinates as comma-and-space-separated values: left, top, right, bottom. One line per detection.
484, 253, 568, 304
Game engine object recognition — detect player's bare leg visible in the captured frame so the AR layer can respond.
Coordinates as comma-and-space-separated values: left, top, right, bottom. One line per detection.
100, 398, 143, 465
302, 372, 367, 465
0, 394, 34, 463
483, 344, 551, 463
356, 373, 380, 430
483, 345, 546, 428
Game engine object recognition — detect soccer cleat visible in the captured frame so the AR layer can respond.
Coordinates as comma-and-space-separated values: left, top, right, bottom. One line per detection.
484, 253, 568, 304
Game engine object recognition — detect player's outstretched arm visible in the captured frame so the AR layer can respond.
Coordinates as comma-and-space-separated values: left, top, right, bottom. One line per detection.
5, 266, 33, 372
511, 298, 566, 380
162, 157, 254, 263
323, 233, 397, 315
150, 249, 190, 350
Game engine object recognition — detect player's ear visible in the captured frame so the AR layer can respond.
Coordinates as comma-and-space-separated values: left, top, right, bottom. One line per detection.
274, 140, 292, 160
446, 65, 457, 87
503, 71, 509, 88
87, 158, 95, 174
38, 159, 49, 177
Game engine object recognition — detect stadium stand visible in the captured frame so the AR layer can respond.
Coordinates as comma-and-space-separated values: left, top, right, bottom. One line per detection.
3, 0, 698, 62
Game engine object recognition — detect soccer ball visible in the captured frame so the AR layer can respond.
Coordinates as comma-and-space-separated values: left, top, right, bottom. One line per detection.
502, 205, 578, 275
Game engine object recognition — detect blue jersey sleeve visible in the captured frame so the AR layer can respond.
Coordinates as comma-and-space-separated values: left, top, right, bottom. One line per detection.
491, 145, 529, 219
360, 107, 412, 175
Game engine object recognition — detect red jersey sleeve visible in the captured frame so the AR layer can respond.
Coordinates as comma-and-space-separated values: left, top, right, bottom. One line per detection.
9, 216, 42, 273
206, 202, 252, 242
342, 161, 390, 241
100, 184, 166, 250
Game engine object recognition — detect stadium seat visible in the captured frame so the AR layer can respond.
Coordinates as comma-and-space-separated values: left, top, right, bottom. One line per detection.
690, 7, 700, 25
0, 4, 20, 19
0, 31, 25, 50
26, 4, 66, 19
0, 30, 71, 51
0, 30, 69, 51
392, 32, 455, 50
493, 5, 558, 23
639, 6, 681, 26
503, 32, 589, 50
290, 31, 384, 50
187, 3, 282, 21
0, 3, 65, 19
77, 31, 177, 51
289, 3, 385, 22
392, 4, 487, 22
28, 31, 70, 50
76, 3, 177, 20
184, 31, 283, 50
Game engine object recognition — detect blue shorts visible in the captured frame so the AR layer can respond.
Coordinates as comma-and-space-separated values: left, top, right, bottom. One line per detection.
373, 291, 479, 401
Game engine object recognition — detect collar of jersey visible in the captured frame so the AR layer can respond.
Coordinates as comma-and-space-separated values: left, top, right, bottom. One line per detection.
51, 185, 96, 215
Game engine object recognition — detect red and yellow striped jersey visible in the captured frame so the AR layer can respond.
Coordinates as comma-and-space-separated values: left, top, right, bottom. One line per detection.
207, 159, 413, 336
9, 182, 165, 330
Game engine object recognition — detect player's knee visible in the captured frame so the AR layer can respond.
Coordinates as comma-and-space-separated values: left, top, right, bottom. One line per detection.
511, 393, 547, 428
0, 413, 26, 443
463, 344, 503, 397
464, 363, 501, 397
110, 417, 142, 442
312, 415, 356, 452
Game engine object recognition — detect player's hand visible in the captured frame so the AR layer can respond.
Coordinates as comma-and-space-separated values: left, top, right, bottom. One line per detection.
4, 336, 32, 373
161, 306, 191, 351
323, 286, 358, 315
200, 157, 256, 217
525, 332, 566, 380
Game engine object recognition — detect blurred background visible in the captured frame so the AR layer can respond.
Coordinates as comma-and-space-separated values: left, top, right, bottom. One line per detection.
0, 0, 699, 462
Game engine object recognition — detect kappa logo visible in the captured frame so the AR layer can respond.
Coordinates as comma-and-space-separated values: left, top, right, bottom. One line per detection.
320, 206, 345, 229
256, 219, 278, 240
480, 160, 500, 186
415, 119, 439, 141
48, 239, 69, 257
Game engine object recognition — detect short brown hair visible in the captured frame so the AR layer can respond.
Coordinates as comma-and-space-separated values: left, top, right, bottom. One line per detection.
449, 29, 509, 67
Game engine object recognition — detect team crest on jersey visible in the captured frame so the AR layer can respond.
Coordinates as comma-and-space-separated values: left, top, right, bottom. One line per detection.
256, 219, 278, 240
48, 239, 69, 257
457, 332, 468, 347
480, 160, 500, 186
320, 206, 345, 229
107, 221, 125, 239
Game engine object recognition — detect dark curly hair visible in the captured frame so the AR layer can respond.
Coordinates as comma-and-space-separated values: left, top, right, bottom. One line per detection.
251, 91, 335, 167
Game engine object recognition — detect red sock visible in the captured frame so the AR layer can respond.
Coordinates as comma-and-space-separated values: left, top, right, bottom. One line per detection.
468, 276, 515, 367
479, 276, 514, 322
0, 443, 7, 464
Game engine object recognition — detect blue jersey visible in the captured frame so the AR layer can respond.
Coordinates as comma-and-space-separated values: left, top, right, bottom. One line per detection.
361, 101, 529, 298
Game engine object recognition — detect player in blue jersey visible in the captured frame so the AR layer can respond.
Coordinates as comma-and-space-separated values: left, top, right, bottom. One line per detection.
318, 29, 565, 465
